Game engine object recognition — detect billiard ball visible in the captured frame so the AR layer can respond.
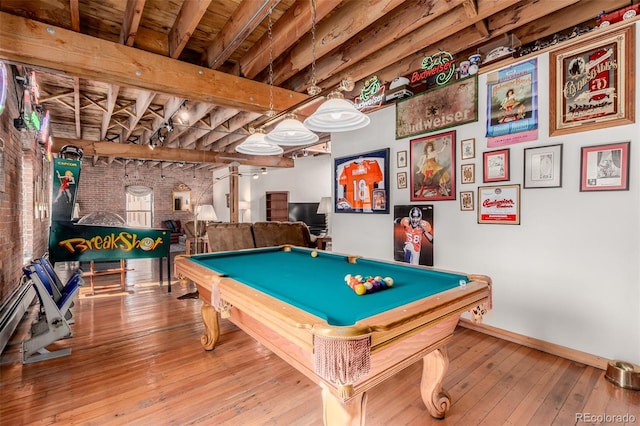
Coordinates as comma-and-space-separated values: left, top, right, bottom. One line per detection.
354, 284, 366, 295
383, 277, 394, 287
311, 250, 318, 257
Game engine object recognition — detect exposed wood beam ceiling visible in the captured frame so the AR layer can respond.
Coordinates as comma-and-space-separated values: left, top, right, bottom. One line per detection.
0, 0, 629, 170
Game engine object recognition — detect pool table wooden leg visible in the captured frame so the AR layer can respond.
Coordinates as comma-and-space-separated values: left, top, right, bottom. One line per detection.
200, 302, 220, 350
420, 346, 451, 418
321, 383, 366, 426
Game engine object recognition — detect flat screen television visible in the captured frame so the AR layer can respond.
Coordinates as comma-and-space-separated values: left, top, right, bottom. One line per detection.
288, 202, 325, 236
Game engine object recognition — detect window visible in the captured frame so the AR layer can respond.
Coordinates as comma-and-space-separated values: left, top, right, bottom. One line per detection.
126, 186, 153, 227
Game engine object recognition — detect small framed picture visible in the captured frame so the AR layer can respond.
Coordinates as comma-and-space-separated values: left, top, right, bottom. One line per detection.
478, 184, 521, 225
580, 142, 630, 192
483, 148, 510, 183
397, 150, 407, 168
524, 144, 563, 189
460, 191, 474, 211
461, 164, 475, 184
461, 138, 475, 160
397, 171, 407, 189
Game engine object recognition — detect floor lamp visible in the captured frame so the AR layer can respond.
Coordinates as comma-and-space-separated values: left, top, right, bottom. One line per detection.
194, 204, 218, 255
317, 197, 332, 237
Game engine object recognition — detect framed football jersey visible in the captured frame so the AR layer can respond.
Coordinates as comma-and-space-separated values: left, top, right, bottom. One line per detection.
334, 148, 389, 214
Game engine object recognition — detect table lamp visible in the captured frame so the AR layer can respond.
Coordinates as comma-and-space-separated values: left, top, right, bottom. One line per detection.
317, 197, 332, 237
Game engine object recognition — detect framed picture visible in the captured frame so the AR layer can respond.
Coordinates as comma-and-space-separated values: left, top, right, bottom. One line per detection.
549, 26, 635, 136
396, 76, 478, 139
460, 191, 474, 211
397, 150, 407, 168
393, 205, 434, 266
580, 141, 630, 192
478, 184, 521, 225
483, 148, 510, 182
397, 171, 407, 189
524, 144, 563, 188
461, 164, 475, 184
410, 130, 456, 201
461, 138, 475, 160
334, 148, 390, 213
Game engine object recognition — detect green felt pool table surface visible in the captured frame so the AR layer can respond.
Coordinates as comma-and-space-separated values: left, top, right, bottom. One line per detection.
189, 246, 468, 326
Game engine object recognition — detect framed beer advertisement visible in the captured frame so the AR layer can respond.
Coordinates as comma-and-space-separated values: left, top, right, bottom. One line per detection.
549, 26, 635, 136
478, 184, 521, 225
580, 141, 630, 192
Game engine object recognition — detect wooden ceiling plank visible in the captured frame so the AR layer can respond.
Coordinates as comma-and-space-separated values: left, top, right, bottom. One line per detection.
207, 111, 261, 149
55, 98, 76, 111
169, 0, 212, 59
487, 0, 580, 35
51, 137, 294, 167
101, 84, 120, 139
165, 105, 219, 148
73, 76, 81, 138
286, 0, 466, 92
509, 0, 631, 47
320, 0, 520, 89
69, 0, 80, 31
39, 90, 75, 103
81, 94, 108, 113
239, 0, 342, 79
120, 0, 147, 46
270, 0, 408, 86
206, 0, 280, 70
0, 12, 307, 113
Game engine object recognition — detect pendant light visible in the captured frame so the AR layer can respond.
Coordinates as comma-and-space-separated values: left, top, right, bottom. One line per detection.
235, 129, 284, 155
304, 90, 370, 132
264, 113, 319, 145
303, 0, 370, 133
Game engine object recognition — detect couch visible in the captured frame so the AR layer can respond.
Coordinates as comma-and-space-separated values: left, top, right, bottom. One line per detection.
205, 221, 315, 253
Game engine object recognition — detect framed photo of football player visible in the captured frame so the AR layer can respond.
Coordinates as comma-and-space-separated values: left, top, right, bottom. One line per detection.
410, 130, 456, 201
334, 148, 390, 214
393, 205, 434, 266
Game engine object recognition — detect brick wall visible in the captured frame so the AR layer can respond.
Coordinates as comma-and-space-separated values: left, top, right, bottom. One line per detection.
0, 65, 50, 303
76, 161, 215, 229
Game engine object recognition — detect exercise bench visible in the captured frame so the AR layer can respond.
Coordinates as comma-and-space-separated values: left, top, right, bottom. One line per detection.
21, 262, 80, 364
33, 257, 83, 322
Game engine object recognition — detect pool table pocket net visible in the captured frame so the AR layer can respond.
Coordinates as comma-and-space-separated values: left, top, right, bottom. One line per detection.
314, 333, 371, 399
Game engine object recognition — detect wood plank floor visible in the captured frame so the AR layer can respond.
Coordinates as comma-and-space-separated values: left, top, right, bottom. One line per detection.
1, 257, 638, 425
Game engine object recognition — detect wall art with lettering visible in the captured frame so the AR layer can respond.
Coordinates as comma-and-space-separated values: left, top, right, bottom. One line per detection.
396, 76, 477, 139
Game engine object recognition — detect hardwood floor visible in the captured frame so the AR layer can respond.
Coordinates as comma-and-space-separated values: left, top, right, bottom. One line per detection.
1, 258, 638, 425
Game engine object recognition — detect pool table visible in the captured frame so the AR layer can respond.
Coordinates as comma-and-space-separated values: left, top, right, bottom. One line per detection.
174, 246, 491, 425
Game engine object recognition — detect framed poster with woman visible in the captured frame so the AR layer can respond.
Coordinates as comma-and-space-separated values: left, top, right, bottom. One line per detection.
410, 130, 456, 201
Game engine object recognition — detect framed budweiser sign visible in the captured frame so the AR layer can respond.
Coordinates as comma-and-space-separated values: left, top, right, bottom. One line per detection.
549, 25, 635, 136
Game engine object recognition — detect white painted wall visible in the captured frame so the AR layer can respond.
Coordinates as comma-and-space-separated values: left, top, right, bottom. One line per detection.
223, 24, 639, 364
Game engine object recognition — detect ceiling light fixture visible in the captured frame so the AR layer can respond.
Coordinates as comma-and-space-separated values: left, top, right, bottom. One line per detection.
302, 0, 369, 133
235, 129, 284, 155
303, 90, 370, 132
265, 113, 319, 145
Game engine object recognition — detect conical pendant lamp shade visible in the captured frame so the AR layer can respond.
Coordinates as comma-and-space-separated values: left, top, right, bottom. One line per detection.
304, 92, 370, 132
235, 131, 284, 155
264, 115, 319, 146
